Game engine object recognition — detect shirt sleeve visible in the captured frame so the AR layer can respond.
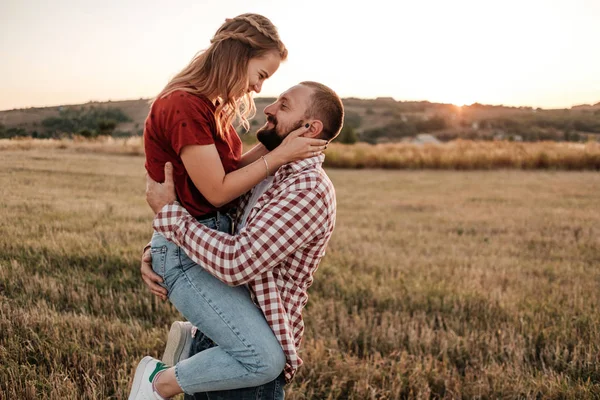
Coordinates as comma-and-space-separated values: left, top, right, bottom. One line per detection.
170, 118, 215, 155
152, 187, 329, 286
165, 95, 216, 155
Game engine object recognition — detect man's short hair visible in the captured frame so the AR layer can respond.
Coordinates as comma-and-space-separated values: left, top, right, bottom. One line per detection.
300, 81, 344, 142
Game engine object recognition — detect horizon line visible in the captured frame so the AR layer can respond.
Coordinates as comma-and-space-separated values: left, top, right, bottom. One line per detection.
2, 96, 600, 113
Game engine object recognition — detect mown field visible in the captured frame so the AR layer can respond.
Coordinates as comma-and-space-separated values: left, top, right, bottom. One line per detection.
1, 149, 599, 399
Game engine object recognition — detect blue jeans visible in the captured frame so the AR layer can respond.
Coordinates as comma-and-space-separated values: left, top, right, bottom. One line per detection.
184, 331, 285, 400
150, 212, 286, 394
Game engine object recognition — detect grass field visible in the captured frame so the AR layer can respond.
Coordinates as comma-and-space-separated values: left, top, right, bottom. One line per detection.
1, 149, 599, 399
2, 137, 599, 170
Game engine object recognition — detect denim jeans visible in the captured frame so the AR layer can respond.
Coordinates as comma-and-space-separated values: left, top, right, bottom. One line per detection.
184, 330, 286, 400
150, 212, 286, 394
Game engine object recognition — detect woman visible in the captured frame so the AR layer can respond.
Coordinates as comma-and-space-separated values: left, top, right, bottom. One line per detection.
129, 14, 327, 400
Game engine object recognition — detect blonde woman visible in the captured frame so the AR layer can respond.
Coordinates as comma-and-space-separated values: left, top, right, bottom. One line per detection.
129, 14, 327, 400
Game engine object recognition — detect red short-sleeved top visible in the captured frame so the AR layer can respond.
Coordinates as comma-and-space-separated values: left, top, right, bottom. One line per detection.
144, 90, 242, 217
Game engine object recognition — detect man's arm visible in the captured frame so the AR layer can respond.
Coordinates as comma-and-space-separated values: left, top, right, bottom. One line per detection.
153, 185, 329, 286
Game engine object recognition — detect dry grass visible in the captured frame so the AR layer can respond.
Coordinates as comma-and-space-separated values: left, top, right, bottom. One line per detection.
2, 137, 599, 170
323, 140, 600, 170
0, 136, 144, 155
1, 149, 600, 399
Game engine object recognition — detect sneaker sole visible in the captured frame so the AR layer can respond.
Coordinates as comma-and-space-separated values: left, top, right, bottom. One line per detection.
162, 322, 192, 366
128, 356, 153, 400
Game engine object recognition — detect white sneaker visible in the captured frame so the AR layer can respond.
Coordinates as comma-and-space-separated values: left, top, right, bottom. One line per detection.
128, 356, 170, 400
161, 321, 194, 366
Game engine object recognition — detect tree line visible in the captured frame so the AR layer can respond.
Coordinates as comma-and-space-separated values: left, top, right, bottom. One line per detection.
0, 106, 131, 139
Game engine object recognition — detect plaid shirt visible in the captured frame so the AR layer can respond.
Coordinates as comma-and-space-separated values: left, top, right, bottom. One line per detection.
153, 154, 336, 381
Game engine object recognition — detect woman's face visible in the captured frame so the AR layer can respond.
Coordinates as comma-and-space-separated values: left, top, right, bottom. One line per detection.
246, 51, 281, 94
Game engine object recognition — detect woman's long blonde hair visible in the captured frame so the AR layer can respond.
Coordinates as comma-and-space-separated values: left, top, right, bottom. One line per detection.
155, 14, 287, 138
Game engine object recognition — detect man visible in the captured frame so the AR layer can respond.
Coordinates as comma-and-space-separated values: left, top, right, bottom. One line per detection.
141, 81, 344, 399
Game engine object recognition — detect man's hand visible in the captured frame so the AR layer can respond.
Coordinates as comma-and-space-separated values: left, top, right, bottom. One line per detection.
146, 162, 177, 214
141, 247, 168, 301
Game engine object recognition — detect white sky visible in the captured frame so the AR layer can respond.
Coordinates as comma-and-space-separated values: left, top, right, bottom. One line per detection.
1, 0, 599, 110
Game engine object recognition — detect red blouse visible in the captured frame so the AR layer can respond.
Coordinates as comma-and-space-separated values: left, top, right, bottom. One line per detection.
144, 90, 242, 217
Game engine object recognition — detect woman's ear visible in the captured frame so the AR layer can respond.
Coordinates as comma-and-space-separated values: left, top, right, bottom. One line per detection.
303, 120, 323, 138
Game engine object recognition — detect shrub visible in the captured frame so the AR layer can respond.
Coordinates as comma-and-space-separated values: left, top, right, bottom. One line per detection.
97, 120, 117, 136
344, 111, 362, 129
40, 106, 131, 137
337, 125, 358, 144
416, 115, 448, 132
361, 121, 417, 144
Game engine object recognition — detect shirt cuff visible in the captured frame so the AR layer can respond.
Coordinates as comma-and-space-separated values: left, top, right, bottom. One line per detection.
153, 201, 186, 238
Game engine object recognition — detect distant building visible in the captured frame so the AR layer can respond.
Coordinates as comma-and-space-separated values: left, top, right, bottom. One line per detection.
493, 132, 522, 142
413, 134, 441, 144
398, 134, 441, 145
374, 97, 397, 105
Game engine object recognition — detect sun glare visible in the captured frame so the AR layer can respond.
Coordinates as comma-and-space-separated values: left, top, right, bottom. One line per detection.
432, 89, 480, 108
452, 98, 478, 107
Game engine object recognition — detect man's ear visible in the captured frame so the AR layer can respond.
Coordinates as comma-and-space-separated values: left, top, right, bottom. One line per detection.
303, 120, 323, 138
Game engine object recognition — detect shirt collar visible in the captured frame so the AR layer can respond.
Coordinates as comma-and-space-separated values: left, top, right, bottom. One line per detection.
275, 153, 325, 178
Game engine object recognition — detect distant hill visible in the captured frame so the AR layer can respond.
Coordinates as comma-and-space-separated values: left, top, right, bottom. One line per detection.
571, 102, 600, 111
2, 97, 600, 143
0, 99, 152, 137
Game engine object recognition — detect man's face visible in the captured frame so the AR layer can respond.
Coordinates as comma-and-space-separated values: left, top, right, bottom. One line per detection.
256, 85, 313, 150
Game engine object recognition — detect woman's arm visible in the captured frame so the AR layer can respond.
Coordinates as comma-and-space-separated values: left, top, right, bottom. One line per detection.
238, 143, 269, 168
181, 128, 327, 208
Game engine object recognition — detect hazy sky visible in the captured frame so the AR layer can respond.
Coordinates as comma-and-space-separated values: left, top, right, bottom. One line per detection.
1, 0, 599, 110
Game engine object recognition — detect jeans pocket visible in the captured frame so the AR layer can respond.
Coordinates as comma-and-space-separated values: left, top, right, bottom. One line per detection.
273, 373, 285, 400
150, 246, 168, 285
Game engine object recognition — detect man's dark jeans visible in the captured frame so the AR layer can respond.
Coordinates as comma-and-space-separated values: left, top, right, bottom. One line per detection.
183, 329, 285, 400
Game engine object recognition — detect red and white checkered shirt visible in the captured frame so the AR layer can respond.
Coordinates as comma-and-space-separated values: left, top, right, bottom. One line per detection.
153, 154, 336, 382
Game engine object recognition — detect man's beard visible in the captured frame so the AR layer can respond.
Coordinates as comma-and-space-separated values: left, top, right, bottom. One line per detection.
257, 117, 303, 151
